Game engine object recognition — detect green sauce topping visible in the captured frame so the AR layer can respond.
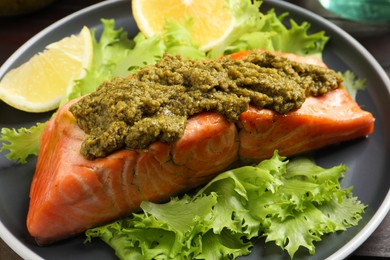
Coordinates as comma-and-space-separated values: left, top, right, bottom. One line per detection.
69, 51, 342, 160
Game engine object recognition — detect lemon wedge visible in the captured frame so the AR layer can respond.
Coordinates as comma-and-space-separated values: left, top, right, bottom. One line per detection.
132, 0, 235, 50
0, 26, 93, 112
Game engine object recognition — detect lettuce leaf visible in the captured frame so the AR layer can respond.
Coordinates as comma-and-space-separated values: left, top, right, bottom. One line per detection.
86, 151, 366, 259
0, 122, 45, 164
261, 12, 328, 58
339, 70, 366, 100
163, 18, 206, 59
207, 1, 329, 59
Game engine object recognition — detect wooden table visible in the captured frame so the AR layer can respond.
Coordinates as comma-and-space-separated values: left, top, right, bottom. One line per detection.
0, 0, 389, 259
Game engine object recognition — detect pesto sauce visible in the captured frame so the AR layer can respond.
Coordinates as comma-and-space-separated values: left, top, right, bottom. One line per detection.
69, 51, 343, 160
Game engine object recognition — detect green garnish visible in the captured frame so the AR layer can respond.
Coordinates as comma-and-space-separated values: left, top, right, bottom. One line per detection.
85, 151, 365, 259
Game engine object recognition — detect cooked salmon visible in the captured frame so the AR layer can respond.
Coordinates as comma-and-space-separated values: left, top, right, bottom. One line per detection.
26, 50, 374, 245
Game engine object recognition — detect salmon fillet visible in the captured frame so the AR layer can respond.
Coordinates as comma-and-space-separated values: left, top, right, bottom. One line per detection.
27, 51, 374, 245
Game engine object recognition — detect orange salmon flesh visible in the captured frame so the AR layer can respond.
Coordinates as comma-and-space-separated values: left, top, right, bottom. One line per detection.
27, 50, 374, 245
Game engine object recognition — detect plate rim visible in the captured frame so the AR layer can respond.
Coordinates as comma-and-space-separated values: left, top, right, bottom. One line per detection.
0, 0, 389, 259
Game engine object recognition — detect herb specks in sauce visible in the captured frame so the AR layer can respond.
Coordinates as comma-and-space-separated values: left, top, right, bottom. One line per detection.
69, 51, 342, 160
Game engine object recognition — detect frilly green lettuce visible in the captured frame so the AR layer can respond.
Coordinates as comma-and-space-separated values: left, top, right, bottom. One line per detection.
339, 70, 367, 100
0, 122, 45, 164
86, 151, 366, 259
207, 0, 328, 59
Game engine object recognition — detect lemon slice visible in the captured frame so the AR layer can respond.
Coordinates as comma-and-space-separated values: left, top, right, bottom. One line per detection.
0, 26, 93, 112
132, 0, 235, 50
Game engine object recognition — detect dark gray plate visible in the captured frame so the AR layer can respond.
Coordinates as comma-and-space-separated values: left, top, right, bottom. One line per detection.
0, 0, 389, 259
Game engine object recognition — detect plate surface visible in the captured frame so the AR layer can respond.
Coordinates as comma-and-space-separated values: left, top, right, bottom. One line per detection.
0, 0, 389, 259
